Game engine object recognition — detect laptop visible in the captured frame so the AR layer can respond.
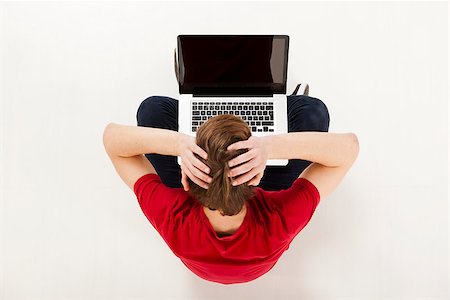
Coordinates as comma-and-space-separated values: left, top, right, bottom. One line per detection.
176, 35, 289, 166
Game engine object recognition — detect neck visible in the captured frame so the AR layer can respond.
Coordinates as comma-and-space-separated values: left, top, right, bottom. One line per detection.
203, 203, 247, 224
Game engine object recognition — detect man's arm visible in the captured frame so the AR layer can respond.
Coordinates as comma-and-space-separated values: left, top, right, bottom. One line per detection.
262, 132, 359, 199
102, 123, 185, 191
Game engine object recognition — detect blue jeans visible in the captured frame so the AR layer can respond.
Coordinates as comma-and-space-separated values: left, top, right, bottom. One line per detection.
136, 95, 330, 191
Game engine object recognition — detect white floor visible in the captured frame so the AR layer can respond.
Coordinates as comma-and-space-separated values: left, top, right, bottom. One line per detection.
1, 2, 448, 300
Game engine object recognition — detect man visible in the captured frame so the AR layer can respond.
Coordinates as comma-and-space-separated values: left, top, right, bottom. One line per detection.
103, 95, 359, 284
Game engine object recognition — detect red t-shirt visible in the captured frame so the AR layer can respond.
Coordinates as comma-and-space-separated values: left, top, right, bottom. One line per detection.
134, 173, 320, 285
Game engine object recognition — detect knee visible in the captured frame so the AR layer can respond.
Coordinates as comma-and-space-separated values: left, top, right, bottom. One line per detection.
306, 97, 330, 131
289, 95, 330, 131
311, 96, 330, 122
136, 96, 173, 126
137, 96, 163, 118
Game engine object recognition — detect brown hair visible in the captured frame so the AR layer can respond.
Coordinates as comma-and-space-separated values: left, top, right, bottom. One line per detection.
187, 114, 255, 216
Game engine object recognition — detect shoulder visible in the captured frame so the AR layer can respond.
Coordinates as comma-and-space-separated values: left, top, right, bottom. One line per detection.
134, 173, 189, 208
255, 178, 320, 211
134, 173, 161, 192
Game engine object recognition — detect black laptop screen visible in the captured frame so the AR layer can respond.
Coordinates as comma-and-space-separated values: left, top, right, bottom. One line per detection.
177, 35, 289, 95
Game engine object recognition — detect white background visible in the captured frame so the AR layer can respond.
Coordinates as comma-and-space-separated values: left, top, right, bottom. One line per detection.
0, 1, 448, 299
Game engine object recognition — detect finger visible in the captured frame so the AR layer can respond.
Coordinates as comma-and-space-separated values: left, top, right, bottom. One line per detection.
190, 153, 211, 177
183, 161, 209, 189
232, 168, 259, 186
228, 158, 257, 178
247, 173, 258, 186
188, 155, 212, 183
247, 178, 257, 186
248, 172, 263, 186
227, 149, 256, 169
181, 169, 190, 191
184, 165, 209, 189
227, 139, 252, 151
192, 144, 208, 160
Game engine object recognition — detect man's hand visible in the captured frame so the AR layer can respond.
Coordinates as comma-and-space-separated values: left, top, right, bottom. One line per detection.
226, 136, 268, 186
179, 134, 212, 191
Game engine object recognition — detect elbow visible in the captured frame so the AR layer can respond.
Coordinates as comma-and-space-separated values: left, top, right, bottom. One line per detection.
348, 133, 360, 162
102, 123, 116, 151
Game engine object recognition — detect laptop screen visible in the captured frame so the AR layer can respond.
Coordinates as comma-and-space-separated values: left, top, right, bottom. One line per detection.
177, 35, 289, 95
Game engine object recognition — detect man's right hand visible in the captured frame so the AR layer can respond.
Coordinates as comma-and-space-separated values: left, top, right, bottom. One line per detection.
178, 134, 212, 191
226, 136, 268, 186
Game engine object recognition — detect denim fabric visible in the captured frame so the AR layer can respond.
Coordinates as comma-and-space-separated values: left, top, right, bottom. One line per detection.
136, 95, 330, 191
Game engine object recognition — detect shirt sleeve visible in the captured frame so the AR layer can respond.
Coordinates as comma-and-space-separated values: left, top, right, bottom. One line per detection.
270, 177, 321, 237
133, 173, 185, 235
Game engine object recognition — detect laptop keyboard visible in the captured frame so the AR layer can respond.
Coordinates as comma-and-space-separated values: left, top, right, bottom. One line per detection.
191, 101, 275, 133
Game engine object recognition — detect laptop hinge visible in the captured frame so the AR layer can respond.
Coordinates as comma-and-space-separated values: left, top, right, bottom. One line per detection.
193, 93, 273, 97
192, 87, 274, 97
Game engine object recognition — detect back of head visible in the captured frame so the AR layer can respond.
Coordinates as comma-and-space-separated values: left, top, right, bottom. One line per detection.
187, 114, 255, 216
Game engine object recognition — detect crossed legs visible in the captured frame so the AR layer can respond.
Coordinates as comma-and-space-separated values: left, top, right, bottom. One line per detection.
136, 95, 330, 191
